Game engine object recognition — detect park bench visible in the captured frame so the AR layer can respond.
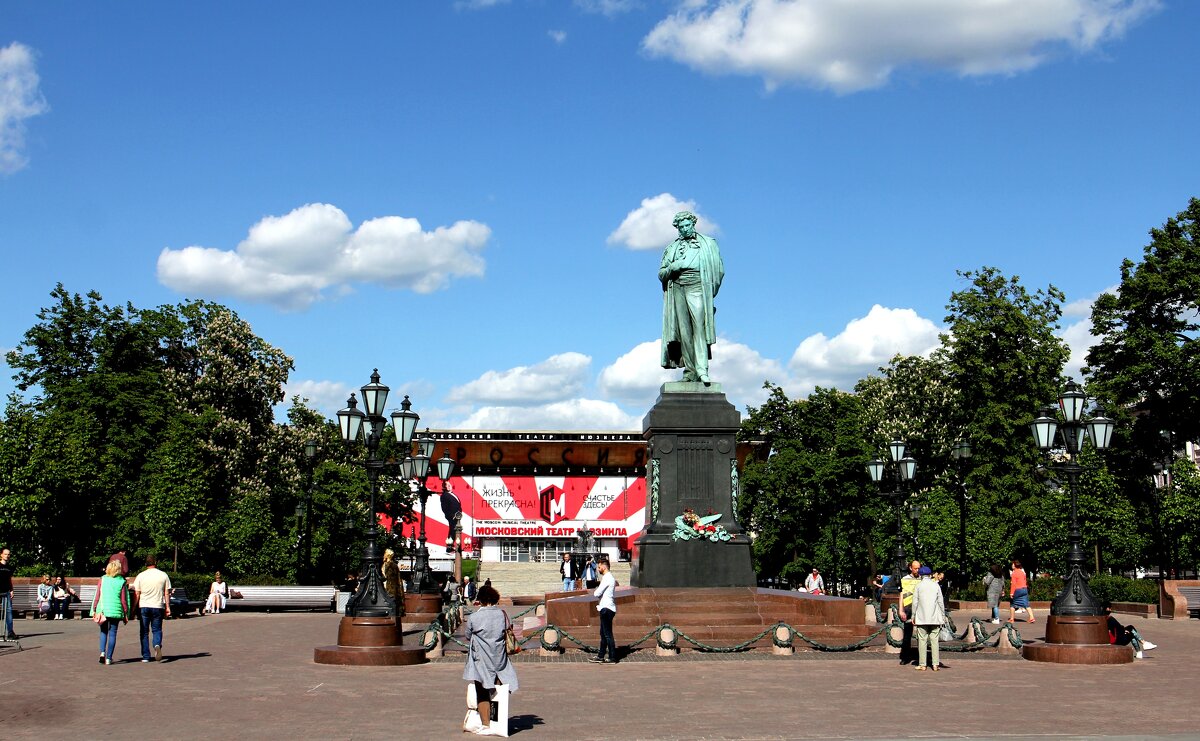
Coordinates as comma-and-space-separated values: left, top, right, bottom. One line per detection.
1179, 586, 1200, 619
168, 587, 203, 617
11, 585, 44, 618
224, 585, 336, 612
10, 584, 94, 618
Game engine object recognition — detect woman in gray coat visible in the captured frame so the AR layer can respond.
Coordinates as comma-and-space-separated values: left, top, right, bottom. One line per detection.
984, 563, 1005, 624
463, 584, 518, 736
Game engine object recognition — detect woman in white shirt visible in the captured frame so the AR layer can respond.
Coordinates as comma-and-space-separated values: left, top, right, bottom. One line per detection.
204, 571, 229, 615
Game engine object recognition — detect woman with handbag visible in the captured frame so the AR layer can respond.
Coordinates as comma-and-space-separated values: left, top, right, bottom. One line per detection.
462, 584, 518, 736
91, 561, 133, 664
36, 574, 53, 619
50, 575, 77, 620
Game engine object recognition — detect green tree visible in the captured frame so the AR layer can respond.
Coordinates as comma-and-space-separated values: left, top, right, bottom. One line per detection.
938, 268, 1070, 578
739, 383, 876, 593
1085, 197, 1200, 575
4, 285, 175, 572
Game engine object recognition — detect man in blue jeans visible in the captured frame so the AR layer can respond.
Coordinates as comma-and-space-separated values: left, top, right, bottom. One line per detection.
0, 547, 16, 641
133, 555, 172, 662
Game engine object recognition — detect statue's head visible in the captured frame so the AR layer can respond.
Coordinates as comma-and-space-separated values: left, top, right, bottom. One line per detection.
672, 211, 698, 239
672, 211, 697, 228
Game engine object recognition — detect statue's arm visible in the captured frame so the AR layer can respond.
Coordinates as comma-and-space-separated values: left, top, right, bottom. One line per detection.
710, 238, 724, 297
658, 243, 677, 289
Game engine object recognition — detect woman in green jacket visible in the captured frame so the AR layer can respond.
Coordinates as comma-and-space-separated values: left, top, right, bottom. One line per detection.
92, 560, 133, 665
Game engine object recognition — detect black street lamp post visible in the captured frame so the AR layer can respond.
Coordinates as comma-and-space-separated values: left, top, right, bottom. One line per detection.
1152, 429, 1176, 581
296, 438, 318, 583
446, 510, 464, 587
1029, 378, 1115, 617
336, 370, 421, 618
908, 500, 926, 561
951, 438, 972, 582
867, 440, 917, 597
404, 438, 457, 594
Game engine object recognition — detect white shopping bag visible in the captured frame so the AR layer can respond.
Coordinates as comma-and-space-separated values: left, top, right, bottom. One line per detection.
465, 682, 510, 737
489, 683, 510, 737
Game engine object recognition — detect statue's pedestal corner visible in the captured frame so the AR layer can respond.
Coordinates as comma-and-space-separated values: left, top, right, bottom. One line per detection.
660, 380, 724, 395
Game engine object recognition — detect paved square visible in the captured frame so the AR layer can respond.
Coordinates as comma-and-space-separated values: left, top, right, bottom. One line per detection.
1, 609, 1197, 740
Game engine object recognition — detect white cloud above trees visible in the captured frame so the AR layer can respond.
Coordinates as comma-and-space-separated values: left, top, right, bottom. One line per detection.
788, 304, 943, 393
0, 42, 49, 174
445, 352, 592, 405
157, 203, 490, 310
458, 399, 640, 430
642, 0, 1160, 93
607, 193, 719, 250
282, 304, 1019, 430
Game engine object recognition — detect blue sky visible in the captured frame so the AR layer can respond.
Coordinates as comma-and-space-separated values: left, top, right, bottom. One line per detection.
1, 1, 1196, 430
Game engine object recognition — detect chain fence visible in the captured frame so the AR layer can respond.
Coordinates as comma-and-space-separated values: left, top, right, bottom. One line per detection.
425, 598, 1023, 653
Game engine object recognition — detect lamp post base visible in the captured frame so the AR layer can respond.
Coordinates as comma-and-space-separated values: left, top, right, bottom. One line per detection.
313, 615, 427, 666
1020, 614, 1133, 664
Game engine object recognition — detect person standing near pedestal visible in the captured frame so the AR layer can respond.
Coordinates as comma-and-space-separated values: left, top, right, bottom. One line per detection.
659, 210, 723, 385
0, 548, 15, 640
133, 555, 171, 663
911, 566, 945, 672
560, 553, 578, 592
591, 555, 618, 664
582, 556, 599, 589
897, 560, 921, 665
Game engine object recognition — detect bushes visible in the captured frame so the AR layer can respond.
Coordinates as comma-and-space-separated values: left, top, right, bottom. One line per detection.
952, 573, 1160, 605
1088, 573, 1159, 605
168, 572, 212, 601
1028, 576, 1063, 601
951, 580, 988, 602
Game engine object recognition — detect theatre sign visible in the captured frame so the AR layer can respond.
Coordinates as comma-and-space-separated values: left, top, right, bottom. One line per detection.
390, 430, 761, 563
410, 474, 646, 558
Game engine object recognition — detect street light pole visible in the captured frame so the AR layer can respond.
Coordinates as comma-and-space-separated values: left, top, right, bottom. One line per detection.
1029, 379, 1115, 617
405, 433, 438, 594
336, 371, 421, 618
299, 438, 317, 584
908, 500, 926, 562
952, 438, 972, 584
867, 440, 917, 597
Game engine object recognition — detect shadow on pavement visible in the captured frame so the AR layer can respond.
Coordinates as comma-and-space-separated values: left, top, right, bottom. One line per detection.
508, 714, 545, 734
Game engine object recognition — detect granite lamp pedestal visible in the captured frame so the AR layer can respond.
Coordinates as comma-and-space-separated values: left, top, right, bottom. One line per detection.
631, 383, 756, 588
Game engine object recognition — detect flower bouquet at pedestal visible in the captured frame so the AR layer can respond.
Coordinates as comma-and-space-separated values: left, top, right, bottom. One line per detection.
672, 507, 733, 542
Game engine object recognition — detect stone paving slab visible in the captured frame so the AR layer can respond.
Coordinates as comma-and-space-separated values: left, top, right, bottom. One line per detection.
1, 609, 1197, 740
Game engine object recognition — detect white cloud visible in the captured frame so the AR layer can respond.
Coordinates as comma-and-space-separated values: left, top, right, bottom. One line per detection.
607, 193, 720, 250
457, 399, 640, 431
1059, 286, 1115, 381
598, 338, 784, 411
549, 30, 568, 44
0, 42, 50, 174
708, 339, 786, 408
598, 341, 678, 403
788, 305, 942, 393
642, 0, 1160, 93
157, 203, 489, 310
283, 379, 355, 414
576, 0, 638, 15
445, 352, 592, 406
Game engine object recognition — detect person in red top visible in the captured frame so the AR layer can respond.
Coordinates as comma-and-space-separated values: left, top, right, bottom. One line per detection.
1006, 559, 1035, 624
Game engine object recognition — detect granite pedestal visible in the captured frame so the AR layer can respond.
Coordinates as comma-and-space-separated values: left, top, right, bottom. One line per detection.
631, 383, 755, 588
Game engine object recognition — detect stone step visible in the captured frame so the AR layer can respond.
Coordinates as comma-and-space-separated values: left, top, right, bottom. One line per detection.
476, 561, 631, 600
